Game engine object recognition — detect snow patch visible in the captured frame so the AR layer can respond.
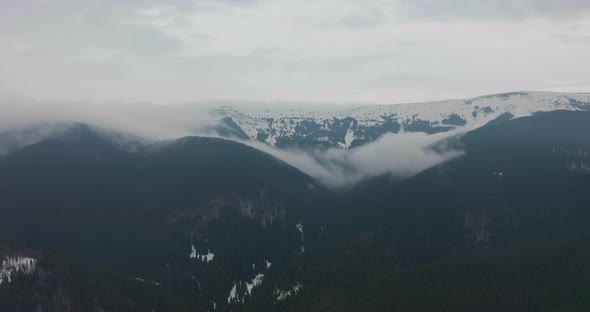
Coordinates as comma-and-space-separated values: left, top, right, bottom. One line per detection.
275, 283, 303, 302
200, 250, 215, 263
296, 223, 303, 234
567, 161, 590, 173
343, 129, 355, 149
227, 283, 238, 303
134, 277, 162, 287
190, 244, 215, 263
0, 256, 37, 286
246, 273, 264, 295
227, 273, 266, 304
296, 222, 305, 253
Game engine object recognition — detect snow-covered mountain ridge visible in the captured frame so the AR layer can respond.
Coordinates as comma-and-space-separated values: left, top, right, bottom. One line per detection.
213, 92, 590, 149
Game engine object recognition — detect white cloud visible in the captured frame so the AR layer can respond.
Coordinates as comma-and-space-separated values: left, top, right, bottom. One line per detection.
240, 131, 462, 188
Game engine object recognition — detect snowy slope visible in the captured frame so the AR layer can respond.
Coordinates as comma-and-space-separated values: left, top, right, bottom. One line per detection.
213, 92, 590, 149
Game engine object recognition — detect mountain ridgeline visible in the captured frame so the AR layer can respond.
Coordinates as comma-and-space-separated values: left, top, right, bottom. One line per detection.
212, 91, 590, 149
1, 107, 590, 311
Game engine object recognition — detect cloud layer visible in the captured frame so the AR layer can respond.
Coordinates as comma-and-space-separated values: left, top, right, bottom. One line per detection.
399, 0, 590, 20
1, 0, 589, 104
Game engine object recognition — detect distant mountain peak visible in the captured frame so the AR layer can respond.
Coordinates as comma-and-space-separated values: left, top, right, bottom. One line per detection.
211, 91, 590, 149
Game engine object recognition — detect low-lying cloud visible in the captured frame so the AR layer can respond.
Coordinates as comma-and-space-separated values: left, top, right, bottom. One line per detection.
0, 99, 462, 188
0, 99, 216, 139
243, 131, 462, 188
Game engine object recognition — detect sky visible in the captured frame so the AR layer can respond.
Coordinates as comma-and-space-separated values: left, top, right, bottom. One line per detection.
1, 0, 590, 105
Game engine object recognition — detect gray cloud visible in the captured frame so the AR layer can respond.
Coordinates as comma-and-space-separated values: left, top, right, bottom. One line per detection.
332, 7, 386, 29
371, 72, 438, 88
399, 0, 590, 20
0, 0, 589, 104
281, 50, 401, 73
0, 1, 189, 59
557, 34, 590, 45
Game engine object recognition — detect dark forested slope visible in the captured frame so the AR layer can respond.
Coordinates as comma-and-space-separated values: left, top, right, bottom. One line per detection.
1, 112, 590, 311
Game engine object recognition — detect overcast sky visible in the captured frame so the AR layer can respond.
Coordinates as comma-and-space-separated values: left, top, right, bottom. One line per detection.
1, 0, 590, 105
